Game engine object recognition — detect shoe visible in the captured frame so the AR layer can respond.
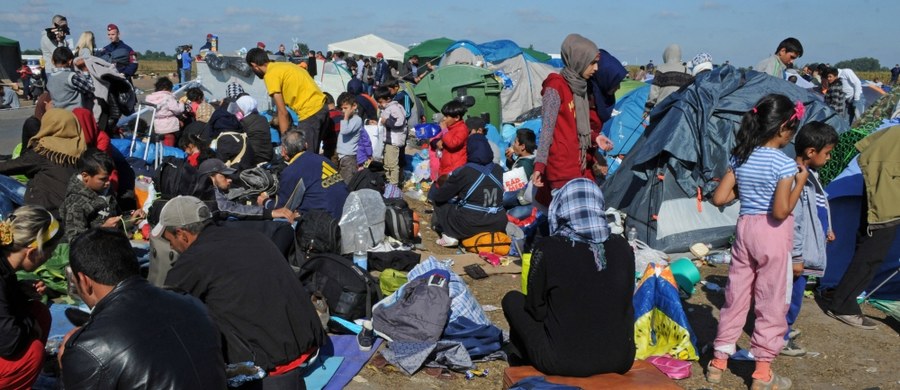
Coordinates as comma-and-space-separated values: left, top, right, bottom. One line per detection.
826, 310, 877, 330
435, 234, 458, 247
705, 361, 724, 384
779, 339, 806, 357
751, 372, 792, 390
64, 307, 91, 327
357, 320, 375, 351
788, 328, 801, 339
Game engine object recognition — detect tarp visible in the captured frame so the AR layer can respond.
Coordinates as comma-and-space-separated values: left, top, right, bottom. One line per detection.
327, 34, 407, 62
404, 37, 455, 62
602, 85, 650, 160
604, 65, 849, 252
633, 264, 698, 360
0, 35, 21, 82
521, 47, 551, 63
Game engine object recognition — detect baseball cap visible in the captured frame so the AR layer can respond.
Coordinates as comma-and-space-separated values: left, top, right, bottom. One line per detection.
207, 33, 213, 38
257, 41, 266, 48
198, 158, 236, 176
376, 52, 383, 58
151, 196, 212, 237
465, 117, 486, 131
107, 23, 119, 31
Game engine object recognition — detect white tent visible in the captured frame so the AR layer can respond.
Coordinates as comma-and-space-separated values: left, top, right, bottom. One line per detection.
327, 34, 407, 61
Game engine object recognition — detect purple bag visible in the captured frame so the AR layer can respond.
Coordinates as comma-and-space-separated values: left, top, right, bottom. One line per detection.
645, 355, 692, 380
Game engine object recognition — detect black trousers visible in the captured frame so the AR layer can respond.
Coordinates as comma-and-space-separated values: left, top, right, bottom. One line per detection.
828, 203, 898, 315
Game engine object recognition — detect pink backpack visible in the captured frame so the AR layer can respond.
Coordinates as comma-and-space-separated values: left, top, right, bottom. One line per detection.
645, 355, 692, 380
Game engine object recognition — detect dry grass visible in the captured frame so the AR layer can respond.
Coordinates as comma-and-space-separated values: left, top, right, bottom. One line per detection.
138, 60, 179, 76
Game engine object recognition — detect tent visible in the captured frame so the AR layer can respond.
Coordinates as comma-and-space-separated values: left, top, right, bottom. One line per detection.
0, 36, 22, 82
439, 39, 559, 123
404, 37, 455, 62
603, 66, 848, 252
521, 47, 551, 63
313, 59, 352, 101
601, 84, 650, 176
327, 34, 407, 62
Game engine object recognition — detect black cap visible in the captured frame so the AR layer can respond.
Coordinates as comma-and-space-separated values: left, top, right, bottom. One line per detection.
198, 159, 236, 176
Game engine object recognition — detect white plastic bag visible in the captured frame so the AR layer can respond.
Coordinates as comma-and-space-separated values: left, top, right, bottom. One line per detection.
633, 239, 669, 272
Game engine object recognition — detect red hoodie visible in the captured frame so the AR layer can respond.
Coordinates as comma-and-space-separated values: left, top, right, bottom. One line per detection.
438, 120, 468, 176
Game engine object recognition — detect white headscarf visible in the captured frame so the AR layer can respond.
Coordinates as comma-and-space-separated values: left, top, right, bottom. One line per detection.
236, 95, 258, 116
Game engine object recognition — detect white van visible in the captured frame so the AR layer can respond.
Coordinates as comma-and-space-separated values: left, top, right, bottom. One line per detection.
21, 55, 42, 75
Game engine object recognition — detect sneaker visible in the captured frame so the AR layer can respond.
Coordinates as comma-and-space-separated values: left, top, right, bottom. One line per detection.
435, 234, 458, 247
779, 339, 806, 357
751, 372, 792, 390
357, 320, 375, 351
787, 328, 801, 340
826, 310, 877, 330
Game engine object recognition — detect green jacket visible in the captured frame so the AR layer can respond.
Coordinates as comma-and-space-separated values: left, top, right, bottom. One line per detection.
856, 125, 900, 231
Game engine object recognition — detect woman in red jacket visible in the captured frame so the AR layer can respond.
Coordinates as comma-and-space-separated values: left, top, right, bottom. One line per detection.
531, 34, 613, 207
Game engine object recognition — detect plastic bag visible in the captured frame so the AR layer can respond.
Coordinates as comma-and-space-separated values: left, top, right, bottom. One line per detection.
633, 239, 668, 273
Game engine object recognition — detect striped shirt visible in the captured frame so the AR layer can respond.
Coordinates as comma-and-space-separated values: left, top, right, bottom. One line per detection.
731, 147, 797, 215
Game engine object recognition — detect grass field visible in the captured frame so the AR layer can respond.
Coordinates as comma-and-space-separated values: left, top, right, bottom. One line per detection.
137, 60, 180, 77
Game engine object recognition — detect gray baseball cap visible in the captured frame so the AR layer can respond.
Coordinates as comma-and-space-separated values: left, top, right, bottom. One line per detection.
151, 196, 212, 237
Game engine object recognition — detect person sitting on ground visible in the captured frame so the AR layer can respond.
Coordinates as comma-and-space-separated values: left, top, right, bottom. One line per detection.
145, 77, 184, 147
47, 46, 94, 111
429, 134, 507, 247
780, 121, 838, 358
502, 178, 635, 377
0, 108, 85, 216
644, 43, 691, 115
59, 228, 225, 388
270, 129, 349, 220
60, 149, 143, 243
466, 116, 503, 166
185, 87, 214, 123
436, 99, 469, 179
755, 37, 803, 78
0, 206, 61, 390
0, 86, 21, 110
154, 196, 325, 385
178, 132, 213, 168
21, 92, 53, 150
375, 86, 407, 185
235, 95, 273, 165
197, 158, 295, 221
503, 128, 537, 220
336, 92, 363, 184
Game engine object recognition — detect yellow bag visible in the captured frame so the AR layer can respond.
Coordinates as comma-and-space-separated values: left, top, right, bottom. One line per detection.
461, 232, 511, 255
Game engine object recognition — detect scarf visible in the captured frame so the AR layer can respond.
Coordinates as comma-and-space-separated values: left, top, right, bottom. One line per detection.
591, 49, 627, 122
236, 95, 258, 116
28, 108, 85, 165
560, 34, 598, 170
549, 178, 610, 271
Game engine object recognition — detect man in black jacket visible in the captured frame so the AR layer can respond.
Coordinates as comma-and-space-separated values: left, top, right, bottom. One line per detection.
155, 196, 325, 388
60, 228, 226, 388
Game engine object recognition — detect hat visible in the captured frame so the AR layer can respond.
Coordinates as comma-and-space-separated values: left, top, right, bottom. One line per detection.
257, 41, 266, 48
198, 158, 236, 176
151, 196, 212, 237
376, 52, 383, 58
52, 15, 67, 25
207, 33, 213, 38
465, 117, 486, 131
691, 52, 712, 68
107, 23, 119, 31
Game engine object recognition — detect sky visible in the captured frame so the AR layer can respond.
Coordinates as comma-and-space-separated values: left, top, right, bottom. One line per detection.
3, 0, 899, 68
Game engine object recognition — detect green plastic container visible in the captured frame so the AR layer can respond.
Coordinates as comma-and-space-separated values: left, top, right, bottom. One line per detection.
414, 64, 503, 129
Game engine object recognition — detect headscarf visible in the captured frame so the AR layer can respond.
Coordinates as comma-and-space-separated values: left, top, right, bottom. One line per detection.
690, 52, 713, 76
549, 178, 610, 271
28, 108, 85, 165
225, 82, 245, 100
466, 133, 493, 165
236, 95, 258, 116
590, 49, 627, 122
560, 34, 598, 170
34, 92, 51, 121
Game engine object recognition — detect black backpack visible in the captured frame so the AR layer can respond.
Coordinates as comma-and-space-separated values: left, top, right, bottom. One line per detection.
384, 198, 418, 244
298, 253, 381, 324
347, 166, 386, 193
295, 209, 341, 255
154, 156, 201, 197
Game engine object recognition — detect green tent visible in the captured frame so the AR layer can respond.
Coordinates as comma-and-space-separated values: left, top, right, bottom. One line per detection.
0, 36, 22, 82
521, 47, 551, 62
404, 37, 455, 62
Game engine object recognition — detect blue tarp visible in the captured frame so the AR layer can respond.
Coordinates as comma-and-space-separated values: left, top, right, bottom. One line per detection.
601, 85, 650, 176
444, 39, 543, 64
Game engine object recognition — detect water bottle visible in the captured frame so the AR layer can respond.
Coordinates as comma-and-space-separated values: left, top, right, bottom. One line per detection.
626, 227, 637, 243
353, 229, 368, 271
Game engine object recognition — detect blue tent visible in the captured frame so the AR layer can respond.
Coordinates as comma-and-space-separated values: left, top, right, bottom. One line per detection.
822, 155, 900, 300
601, 85, 650, 176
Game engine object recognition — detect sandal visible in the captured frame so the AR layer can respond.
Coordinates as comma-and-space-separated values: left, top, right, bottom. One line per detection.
751, 372, 792, 390
705, 361, 725, 384
435, 234, 458, 247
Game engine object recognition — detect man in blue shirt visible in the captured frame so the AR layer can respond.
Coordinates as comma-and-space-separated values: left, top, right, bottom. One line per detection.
271, 129, 349, 219
179, 45, 192, 83
98, 24, 138, 84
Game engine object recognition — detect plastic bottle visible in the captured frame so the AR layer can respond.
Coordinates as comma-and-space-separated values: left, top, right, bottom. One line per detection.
353, 229, 368, 270
626, 226, 637, 243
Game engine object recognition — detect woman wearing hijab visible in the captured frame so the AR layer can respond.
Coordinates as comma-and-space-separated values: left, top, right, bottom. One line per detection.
429, 134, 507, 247
590, 49, 628, 124
532, 34, 610, 207
502, 178, 635, 377
0, 108, 85, 216
21, 92, 53, 149
236, 95, 273, 165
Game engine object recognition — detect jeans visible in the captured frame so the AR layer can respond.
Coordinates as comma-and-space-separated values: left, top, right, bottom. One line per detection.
180, 68, 190, 84
0, 175, 26, 218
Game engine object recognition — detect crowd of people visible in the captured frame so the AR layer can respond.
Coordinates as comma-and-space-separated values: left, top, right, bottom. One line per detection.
0, 13, 896, 390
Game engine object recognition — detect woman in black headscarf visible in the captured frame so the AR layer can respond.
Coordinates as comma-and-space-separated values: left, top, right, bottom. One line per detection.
429, 134, 507, 247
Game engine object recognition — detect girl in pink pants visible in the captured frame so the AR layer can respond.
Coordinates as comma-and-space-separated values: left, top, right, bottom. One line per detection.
708, 94, 808, 390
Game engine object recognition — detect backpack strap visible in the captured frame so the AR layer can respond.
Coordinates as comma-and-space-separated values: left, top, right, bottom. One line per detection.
458, 163, 502, 214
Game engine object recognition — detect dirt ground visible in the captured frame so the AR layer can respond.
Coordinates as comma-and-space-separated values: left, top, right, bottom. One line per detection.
349, 196, 900, 390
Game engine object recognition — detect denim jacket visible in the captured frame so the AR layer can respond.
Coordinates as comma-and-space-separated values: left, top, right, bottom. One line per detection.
791, 170, 830, 275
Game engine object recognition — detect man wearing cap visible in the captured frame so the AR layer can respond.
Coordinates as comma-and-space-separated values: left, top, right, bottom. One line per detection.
41, 15, 71, 75
197, 158, 295, 221
373, 52, 389, 87
155, 196, 326, 385
59, 228, 226, 389
269, 129, 348, 220
98, 23, 138, 83
257, 42, 266, 51
245, 48, 328, 153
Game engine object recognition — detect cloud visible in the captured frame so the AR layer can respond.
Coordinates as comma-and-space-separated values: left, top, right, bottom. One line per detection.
655, 10, 681, 18
515, 8, 558, 24
223, 7, 271, 17
700, 1, 725, 10
275, 15, 302, 24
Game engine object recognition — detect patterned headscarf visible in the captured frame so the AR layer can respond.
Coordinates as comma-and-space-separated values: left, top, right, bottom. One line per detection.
225, 82, 246, 100
560, 34, 598, 171
549, 178, 610, 271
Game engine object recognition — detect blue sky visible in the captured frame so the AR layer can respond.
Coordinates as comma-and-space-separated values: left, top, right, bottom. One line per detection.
3, 0, 898, 68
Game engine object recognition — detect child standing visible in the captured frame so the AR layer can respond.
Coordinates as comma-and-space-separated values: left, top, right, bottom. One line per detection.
780, 121, 838, 357
145, 77, 184, 147
436, 99, 469, 178
375, 86, 406, 185
337, 93, 363, 184
708, 94, 808, 389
